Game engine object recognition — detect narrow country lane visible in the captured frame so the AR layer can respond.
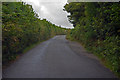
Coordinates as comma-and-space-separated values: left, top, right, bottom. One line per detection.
3, 35, 116, 78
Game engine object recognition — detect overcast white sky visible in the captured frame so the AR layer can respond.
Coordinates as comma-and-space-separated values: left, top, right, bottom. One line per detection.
21, 0, 74, 28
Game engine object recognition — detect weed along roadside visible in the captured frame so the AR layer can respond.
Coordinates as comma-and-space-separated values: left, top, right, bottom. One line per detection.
2, 2, 67, 67
3, 36, 52, 69
64, 2, 120, 77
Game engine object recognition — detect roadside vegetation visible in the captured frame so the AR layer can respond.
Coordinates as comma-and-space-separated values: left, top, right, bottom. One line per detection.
64, 2, 120, 77
2, 2, 66, 65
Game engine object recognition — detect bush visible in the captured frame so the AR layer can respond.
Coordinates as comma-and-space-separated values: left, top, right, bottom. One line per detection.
2, 2, 66, 64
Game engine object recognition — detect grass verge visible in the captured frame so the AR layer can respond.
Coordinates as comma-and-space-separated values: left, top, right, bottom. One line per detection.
2, 36, 54, 69
66, 35, 120, 78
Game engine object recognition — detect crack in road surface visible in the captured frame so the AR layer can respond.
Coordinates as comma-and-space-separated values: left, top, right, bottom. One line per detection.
3, 35, 116, 78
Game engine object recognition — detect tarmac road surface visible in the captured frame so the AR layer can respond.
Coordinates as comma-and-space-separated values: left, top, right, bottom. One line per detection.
3, 35, 116, 78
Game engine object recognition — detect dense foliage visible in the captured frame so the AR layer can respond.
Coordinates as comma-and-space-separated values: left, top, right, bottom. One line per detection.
64, 2, 120, 76
2, 2, 66, 64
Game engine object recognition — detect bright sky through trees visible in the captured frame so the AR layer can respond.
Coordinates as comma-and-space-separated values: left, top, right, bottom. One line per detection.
21, 0, 74, 28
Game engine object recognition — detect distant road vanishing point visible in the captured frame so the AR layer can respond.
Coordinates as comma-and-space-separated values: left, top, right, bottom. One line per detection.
3, 35, 116, 78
